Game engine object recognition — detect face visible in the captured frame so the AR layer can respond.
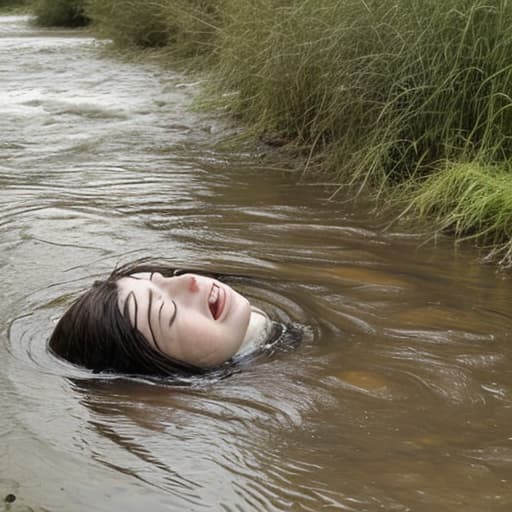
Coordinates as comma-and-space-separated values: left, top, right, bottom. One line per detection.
116, 272, 251, 368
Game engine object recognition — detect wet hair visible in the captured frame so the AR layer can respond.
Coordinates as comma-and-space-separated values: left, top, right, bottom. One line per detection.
49, 261, 301, 383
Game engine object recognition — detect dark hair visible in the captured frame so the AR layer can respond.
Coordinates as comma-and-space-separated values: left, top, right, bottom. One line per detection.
49, 261, 302, 383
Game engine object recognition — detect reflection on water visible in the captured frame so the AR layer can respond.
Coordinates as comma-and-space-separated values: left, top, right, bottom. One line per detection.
1, 15, 512, 512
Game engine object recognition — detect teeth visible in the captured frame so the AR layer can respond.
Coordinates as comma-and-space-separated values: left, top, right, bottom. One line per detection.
209, 284, 219, 304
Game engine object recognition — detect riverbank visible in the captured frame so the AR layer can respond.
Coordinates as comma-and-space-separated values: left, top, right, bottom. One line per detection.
29, 0, 512, 265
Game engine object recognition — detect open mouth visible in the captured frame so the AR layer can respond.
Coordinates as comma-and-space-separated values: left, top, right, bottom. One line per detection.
208, 283, 225, 320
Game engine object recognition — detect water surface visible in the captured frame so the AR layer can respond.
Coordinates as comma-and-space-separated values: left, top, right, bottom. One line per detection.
1, 15, 512, 512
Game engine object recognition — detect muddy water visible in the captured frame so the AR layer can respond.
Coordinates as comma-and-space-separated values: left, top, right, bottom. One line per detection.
1, 15, 512, 512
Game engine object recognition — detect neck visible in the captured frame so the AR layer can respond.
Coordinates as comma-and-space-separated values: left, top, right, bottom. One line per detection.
236, 307, 271, 357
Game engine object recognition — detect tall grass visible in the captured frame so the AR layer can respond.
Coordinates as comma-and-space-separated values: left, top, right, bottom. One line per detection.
403, 162, 512, 264
85, 0, 220, 59
84, 0, 169, 47
214, 0, 512, 188
33, 0, 88, 26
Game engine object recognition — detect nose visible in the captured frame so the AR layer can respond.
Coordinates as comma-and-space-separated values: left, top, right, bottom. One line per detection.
188, 276, 199, 293
152, 272, 200, 295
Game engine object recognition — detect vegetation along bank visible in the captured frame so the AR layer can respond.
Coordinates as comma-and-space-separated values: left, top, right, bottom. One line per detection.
27, 0, 512, 266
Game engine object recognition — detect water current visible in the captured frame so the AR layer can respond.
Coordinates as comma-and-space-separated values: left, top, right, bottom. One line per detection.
1, 15, 512, 512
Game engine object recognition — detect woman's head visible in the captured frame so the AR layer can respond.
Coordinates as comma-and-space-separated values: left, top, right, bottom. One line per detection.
117, 271, 251, 367
49, 263, 251, 378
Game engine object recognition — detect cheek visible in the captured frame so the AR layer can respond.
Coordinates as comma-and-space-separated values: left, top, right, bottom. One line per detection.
177, 321, 242, 362
186, 322, 214, 344
172, 318, 221, 354
164, 302, 251, 366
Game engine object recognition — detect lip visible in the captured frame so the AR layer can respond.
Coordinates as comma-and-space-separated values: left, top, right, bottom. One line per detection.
216, 283, 227, 320
209, 281, 227, 320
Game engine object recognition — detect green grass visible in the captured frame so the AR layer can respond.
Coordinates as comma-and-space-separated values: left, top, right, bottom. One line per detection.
401, 162, 512, 265
213, 1, 512, 182
84, 0, 169, 47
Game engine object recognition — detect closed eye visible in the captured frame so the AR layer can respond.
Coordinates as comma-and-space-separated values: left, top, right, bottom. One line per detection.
156, 296, 177, 329
148, 292, 178, 348
147, 289, 158, 348
169, 300, 177, 327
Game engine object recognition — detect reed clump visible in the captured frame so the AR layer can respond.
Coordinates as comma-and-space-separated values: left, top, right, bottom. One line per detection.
85, 0, 220, 59
404, 163, 512, 264
84, 0, 169, 47
32, 0, 88, 26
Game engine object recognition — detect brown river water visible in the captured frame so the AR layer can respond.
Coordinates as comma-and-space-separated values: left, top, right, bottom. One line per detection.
1, 15, 512, 512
